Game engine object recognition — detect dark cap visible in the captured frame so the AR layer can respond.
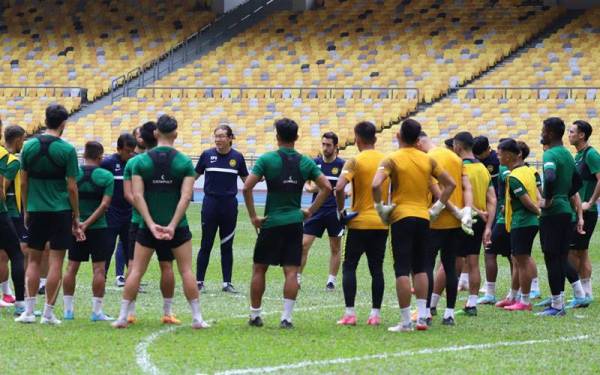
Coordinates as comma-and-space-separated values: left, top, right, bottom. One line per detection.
473, 136, 490, 155
453, 131, 474, 148
157, 114, 178, 133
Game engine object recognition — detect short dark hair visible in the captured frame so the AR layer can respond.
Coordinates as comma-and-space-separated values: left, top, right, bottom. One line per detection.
573, 120, 592, 141
498, 138, 520, 154
354, 121, 376, 144
117, 133, 136, 149
45, 104, 69, 129
444, 138, 454, 149
215, 124, 235, 138
473, 136, 490, 155
4, 125, 25, 144
275, 118, 299, 143
454, 131, 474, 149
84, 141, 104, 160
400, 119, 421, 145
141, 121, 157, 149
157, 114, 178, 133
517, 141, 530, 160
543, 117, 565, 140
322, 131, 338, 146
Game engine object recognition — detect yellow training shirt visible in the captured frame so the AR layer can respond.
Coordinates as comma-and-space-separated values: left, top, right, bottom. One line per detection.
380, 147, 442, 223
342, 149, 388, 230
428, 147, 464, 230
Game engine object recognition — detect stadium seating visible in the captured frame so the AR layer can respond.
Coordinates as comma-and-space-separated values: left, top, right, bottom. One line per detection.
476, 8, 600, 88
0, 0, 213, 100
340, 8, 600, 160
65, 95, 417, 156
65, 0, 565, 157
341, 96, 599, 160
0, 90, 81, 133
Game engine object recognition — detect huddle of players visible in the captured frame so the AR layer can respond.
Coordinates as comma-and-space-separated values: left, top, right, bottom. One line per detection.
0, 103, 597, 330
324, 116, 597, 332
0, 105, 206, 328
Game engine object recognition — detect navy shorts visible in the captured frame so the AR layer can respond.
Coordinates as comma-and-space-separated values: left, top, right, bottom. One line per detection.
303, 210, 344, 238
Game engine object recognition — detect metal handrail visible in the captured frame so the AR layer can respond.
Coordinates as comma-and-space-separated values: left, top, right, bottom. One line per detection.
111, 0, 281, 103
0, 85, 85, 98
457, 86, 600, 99
136, 86, 420, 99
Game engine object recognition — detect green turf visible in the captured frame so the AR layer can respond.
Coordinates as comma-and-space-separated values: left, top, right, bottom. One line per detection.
1, 203, 600, 374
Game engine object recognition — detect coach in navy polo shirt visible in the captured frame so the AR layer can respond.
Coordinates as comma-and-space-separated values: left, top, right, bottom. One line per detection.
101, 132, 136, 285
195, 125, 248, 293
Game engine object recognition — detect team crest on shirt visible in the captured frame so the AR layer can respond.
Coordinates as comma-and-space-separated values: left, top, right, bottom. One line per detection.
332, 167, 340, 175
487, 165, 494, 173
229, 159, 237, 167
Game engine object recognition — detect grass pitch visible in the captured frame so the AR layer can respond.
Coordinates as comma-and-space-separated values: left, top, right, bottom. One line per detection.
1, 203, 599, 374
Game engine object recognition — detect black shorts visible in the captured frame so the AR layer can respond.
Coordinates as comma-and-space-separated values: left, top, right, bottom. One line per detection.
127, 223, 139, 262
68, 228, 112, 263
457, 219, 485, 257
391, 217, 429, 277
487, 223, 511, 257
429, 228, 462, 256
344, 228, 388, 270
540, 213, 572, 255
11, 216, 27, 243
510, 226, 538, 256
0, 213, 20, 254
254, 223, 303, 266
136, 226, 187, 262
27, 210, 72, 251
303, 211, 344, 238
570, 211, 598, 250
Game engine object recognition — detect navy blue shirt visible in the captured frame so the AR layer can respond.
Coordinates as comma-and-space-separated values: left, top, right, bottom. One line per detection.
480, 150, 500, 198
101, 153, 131, 217
196, 148, 249, 197
312, 156, 345, 211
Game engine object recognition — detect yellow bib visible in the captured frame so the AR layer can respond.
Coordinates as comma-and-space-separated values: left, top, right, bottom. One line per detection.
505, 166, 538, 232
4, 154, 21, 213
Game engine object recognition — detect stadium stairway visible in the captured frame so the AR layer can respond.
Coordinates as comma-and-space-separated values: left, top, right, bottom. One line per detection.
69, 0, 288, 122
340, 8, 585, 156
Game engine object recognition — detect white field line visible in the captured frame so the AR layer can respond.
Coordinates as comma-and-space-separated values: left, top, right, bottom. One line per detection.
214, 335, 592, 375
136, 303, 356, 375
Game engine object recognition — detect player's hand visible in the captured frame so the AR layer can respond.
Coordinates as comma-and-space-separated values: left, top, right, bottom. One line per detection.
250, 215, 267, 231
149, 223, 167, 240
429, 200, 446, 222
475, 208, 488, 223
302, 209, 312, 220
162, 225, 176, 241
582, 201, 592, 211
483, 227, 492, 246
539, 198, 553, 209
577, 216, 586, 235
375, 202, 396, 225
460, 206, 474, 236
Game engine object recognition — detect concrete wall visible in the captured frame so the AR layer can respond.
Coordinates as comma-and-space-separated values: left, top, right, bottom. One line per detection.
212, 0, 250, 14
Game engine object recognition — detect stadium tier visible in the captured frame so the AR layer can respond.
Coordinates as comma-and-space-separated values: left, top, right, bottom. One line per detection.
0, 0, 213, 100
63, 0, 565, 156
476, 8, 600, 88
65, 95, 417, 156
341, 7, 600, 159
340, 96, 600, 159
0, 89, 81, 133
